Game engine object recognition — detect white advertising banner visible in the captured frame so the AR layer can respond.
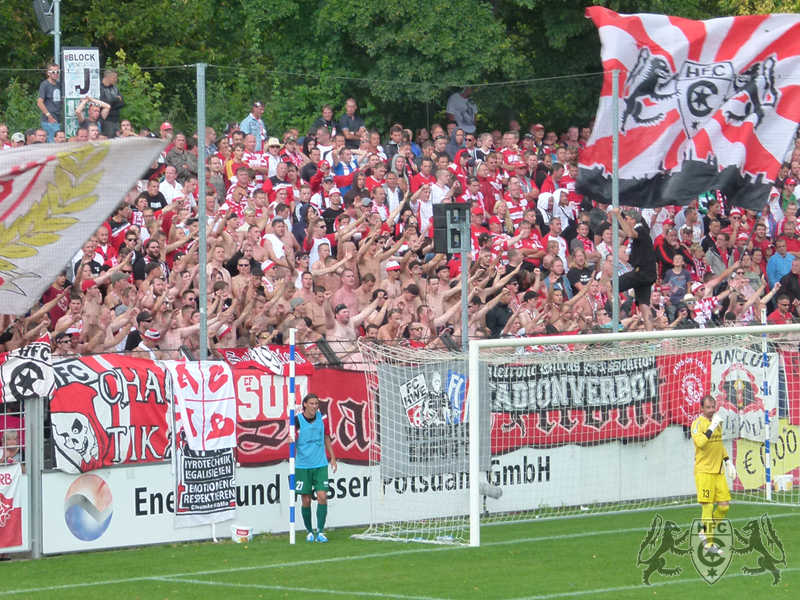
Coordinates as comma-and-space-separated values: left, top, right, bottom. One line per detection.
41, 426, 696, 554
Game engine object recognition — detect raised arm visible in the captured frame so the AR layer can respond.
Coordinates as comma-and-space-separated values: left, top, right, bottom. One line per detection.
703, 260, 740, 294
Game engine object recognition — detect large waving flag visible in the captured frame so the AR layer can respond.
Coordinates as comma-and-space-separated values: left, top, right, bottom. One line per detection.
0, 139, 163, 315
577, 8, 800, 210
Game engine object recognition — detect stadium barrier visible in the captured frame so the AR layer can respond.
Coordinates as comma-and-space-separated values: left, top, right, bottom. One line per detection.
0, 339, 799, 555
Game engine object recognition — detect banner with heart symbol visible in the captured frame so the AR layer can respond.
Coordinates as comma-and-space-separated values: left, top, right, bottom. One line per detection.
162, 361, 237, 452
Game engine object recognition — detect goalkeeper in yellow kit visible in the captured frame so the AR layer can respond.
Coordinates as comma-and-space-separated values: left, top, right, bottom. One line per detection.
692, 394, 736, 556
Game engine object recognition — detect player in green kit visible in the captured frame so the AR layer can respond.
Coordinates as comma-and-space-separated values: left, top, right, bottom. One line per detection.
295, 393, 338, 542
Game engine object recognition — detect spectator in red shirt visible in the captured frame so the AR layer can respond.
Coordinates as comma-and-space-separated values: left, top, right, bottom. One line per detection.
768, 294, 794, 324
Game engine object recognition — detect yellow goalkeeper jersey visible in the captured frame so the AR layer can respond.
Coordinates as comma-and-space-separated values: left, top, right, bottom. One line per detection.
692, 415, 729, 474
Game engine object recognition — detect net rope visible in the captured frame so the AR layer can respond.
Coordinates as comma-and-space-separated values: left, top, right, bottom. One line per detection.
354, 332, 800, 546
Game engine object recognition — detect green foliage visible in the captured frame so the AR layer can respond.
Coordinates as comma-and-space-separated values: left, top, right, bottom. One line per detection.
6, 0, 800, 136
0, 79, 41, 133
106, 50, 165, 131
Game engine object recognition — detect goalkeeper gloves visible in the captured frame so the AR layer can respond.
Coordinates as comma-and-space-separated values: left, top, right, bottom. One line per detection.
708, 414, 724, 431
725, 459, 737, 481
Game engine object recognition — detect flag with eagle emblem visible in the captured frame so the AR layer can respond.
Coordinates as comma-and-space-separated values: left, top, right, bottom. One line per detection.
577, 8, 800, 210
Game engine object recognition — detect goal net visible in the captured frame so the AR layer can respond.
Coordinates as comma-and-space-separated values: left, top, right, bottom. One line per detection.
353, 327, 800, 546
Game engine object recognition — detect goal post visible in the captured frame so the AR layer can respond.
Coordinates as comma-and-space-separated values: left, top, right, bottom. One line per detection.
356, 323, 800, 547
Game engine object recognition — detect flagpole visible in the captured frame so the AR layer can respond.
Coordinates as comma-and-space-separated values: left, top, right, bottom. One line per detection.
611, 69, 621, 333
288, 328, 297, 545
197, 63, 208, 360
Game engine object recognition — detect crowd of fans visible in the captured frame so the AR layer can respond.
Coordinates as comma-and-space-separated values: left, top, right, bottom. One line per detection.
2, 71, 800, 363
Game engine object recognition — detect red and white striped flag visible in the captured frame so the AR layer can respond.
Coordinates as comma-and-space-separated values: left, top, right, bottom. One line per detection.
578, 8, 800, 210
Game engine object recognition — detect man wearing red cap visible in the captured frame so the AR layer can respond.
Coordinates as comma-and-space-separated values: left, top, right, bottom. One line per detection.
530, 123, 545, 153
487, 216, 526, 263
136, 328, 163, 360
721, 207, 750, 238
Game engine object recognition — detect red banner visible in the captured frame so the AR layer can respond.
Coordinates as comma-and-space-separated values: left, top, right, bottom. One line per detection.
780, 350, 800, 426
220, 346, 315, 377
50, 355, 171, 473
658, 352, 712, 427
236, 368, 371, 467
0, 465, 22, 549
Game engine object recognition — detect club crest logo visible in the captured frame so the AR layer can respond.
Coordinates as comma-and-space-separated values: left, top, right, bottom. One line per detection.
621, 47, 779, 139
637, 513, 786, 586
689, 518, 734, 584
399, 371, 463, 428
670, 355, 709, 422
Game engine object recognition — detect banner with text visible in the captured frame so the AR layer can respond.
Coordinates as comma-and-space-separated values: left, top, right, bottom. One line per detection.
0, 335, 54, 404
221, 345, 315, 377
236, 369, 371, 466
487, 357, 665, 452
174, 447, 236, 528
51, 355, 172, 473
378, 361, 491, 478
660, 348, 779, 443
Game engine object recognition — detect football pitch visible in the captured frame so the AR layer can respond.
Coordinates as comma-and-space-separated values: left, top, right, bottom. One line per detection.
1, 504, 797, 599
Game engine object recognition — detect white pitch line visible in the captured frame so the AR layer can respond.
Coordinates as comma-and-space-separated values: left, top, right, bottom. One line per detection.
150, 577, 455, 600
504, 567, 800, 600
0, 510, 796, 597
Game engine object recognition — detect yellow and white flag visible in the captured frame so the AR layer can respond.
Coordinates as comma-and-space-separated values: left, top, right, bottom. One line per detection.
0, 139, 163, 315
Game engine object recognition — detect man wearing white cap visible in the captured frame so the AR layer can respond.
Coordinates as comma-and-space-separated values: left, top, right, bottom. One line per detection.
260, 260, 279, 294
321, 189, 345, 233
240, 101, 267, 151
136, 328, 162, 360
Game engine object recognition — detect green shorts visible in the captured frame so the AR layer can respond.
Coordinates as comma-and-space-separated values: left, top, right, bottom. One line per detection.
296, 466, 329, 495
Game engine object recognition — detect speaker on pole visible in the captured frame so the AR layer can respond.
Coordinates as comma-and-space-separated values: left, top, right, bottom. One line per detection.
32, 0, 55, 35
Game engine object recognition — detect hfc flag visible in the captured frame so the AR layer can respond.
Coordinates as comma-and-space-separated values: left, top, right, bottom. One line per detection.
0, 334, 54, 403
0, 139, 163, 316
577, 8, 800, 210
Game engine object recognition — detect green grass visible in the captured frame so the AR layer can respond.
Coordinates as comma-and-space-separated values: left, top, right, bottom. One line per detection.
1, 504, 798, 599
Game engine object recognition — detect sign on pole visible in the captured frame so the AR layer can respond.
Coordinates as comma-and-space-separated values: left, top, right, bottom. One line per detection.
61, 47, 100, 138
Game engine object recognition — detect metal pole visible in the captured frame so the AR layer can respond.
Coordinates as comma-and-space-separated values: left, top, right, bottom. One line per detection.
761, 308, 772, 501
288, 328, 297, 544
26, 397, 44, 559
611, 69, 621, 333
467, 341, 480, 547
197, 63, 208, 360
461, 250, 469, 351
53, 0, 60, 65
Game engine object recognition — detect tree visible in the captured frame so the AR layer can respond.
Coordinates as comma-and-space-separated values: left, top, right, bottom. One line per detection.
0, 79, 41, 133
106, 50, 165, 131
